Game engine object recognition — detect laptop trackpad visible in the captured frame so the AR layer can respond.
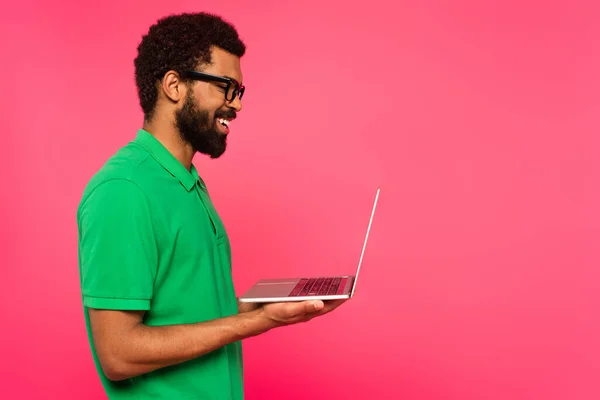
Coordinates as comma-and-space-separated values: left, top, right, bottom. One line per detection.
247, 278, 300, 297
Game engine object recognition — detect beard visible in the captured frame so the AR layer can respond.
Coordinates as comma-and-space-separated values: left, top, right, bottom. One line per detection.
175, 91, 229, 159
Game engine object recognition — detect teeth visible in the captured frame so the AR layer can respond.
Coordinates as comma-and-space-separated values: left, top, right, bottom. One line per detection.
218, 118, 230, 127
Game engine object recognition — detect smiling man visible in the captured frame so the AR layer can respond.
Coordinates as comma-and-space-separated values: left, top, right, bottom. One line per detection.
76, 12, 345, 400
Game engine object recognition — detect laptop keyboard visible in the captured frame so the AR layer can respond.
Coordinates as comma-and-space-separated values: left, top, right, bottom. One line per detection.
289, 277, 346, 297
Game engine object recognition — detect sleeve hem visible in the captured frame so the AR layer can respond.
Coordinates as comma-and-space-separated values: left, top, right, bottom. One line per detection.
83, 296, 151, 311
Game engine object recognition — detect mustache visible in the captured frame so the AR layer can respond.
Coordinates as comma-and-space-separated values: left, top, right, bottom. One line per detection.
215, 110, 237, 120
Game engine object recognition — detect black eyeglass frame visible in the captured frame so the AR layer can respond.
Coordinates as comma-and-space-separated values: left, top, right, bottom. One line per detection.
181, 70, 245, 102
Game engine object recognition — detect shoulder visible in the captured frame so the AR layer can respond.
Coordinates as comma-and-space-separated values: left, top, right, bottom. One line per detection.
77, 142, 155, 219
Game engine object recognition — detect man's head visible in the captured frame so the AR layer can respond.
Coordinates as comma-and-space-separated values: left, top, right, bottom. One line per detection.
134, 12, 246, 158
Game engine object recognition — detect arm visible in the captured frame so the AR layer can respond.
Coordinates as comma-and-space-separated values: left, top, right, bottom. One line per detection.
89, 299, 343, 381
89, 307, 271, 381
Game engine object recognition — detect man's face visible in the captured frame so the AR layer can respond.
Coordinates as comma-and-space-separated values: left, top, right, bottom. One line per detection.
175, 46, 244, 159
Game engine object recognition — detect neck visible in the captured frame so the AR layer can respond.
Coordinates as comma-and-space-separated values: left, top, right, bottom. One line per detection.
143, 116, 195, 170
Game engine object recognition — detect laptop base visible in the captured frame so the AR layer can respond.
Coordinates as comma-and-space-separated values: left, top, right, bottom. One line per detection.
238, 276, 354, 303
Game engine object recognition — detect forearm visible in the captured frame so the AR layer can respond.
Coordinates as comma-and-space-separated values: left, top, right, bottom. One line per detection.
97, 309, 274, 381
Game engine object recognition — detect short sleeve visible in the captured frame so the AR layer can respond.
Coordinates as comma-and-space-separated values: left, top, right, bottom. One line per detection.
77, 179, 158, 311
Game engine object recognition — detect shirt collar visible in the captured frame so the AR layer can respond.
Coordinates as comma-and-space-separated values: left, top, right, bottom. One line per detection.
133, 129, 199, 191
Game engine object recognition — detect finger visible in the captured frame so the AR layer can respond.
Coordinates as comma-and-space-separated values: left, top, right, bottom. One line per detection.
304, 300, 324, 313
321, 299, 347, 313
279, 300, 324, 319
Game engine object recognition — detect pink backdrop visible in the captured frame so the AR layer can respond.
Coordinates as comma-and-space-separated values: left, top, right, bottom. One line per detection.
2, 1, 599, 399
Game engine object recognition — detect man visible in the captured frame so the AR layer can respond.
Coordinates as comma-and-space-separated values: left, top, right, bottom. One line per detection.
77, 12, 345, 400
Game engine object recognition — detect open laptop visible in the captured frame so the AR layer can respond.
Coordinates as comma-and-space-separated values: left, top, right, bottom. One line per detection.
238, 187, 380, 303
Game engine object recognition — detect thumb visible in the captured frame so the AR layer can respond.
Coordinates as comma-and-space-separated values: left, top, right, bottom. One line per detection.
303, 300, 324, 314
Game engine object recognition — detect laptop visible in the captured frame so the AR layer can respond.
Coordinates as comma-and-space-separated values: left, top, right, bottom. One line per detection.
238, 187, 380, 303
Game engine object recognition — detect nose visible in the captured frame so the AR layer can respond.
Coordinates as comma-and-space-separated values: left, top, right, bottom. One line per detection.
227, 95, 243, 112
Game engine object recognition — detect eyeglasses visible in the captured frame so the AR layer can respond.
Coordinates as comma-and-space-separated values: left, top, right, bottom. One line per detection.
181, 70, 245, 102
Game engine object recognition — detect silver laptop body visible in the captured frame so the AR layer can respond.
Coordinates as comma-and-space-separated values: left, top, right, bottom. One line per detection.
238, 188, 380, 303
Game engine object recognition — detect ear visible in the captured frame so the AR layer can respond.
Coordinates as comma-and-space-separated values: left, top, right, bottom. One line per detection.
160, 70, 186, 103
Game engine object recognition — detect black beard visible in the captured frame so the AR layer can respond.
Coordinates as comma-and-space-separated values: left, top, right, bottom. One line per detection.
175, 92, 227, 159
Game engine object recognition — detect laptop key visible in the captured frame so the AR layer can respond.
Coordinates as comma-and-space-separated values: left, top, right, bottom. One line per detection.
290, 277, 346, 297
289, 278, 308, 296
299, 278, 316, 296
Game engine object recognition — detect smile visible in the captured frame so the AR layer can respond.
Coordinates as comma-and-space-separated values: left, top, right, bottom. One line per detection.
217, 118, 230, 127
216, 117, 232, 134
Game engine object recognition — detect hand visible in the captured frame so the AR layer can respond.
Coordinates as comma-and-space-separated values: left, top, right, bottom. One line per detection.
237, 300, 261, 314
259, 299, 347, 327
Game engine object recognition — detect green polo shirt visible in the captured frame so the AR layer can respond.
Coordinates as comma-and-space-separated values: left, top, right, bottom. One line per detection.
77, 129, 243, 399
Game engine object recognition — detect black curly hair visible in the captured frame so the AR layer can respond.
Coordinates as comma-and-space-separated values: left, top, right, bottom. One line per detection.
134, 12, 246, 121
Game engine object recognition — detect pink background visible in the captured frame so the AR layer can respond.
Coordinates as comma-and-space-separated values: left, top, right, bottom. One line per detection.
1, 0, 599, 399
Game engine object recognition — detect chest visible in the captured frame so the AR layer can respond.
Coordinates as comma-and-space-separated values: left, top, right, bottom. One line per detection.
146, 181, 236, 322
